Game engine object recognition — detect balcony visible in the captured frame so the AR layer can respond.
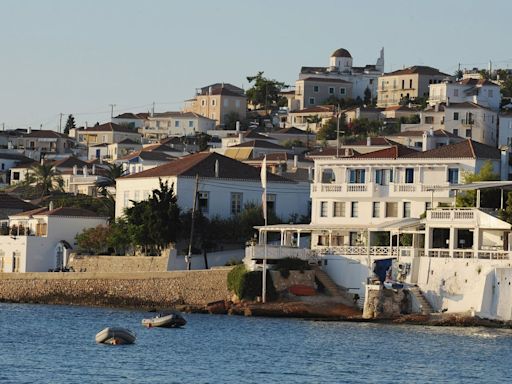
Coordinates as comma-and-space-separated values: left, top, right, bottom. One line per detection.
311, 183, 375, 197
427, 208, 475, 222
461, 119, 475, 126
389, 182, 451, 198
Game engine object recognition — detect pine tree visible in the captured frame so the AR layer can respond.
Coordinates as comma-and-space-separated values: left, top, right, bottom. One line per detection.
64, 114, 76, 135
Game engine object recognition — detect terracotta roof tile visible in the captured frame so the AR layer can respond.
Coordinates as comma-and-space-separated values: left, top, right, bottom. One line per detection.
403, 139, 500, 159
121, 152, 294, 182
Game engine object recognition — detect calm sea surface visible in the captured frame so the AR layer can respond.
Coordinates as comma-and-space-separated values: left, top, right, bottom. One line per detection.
0, 303, 511, 384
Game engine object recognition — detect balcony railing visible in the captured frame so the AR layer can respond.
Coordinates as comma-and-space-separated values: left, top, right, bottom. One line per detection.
429, 248, 510, 260
461, 119, 475, 126
427, 208, 475, 221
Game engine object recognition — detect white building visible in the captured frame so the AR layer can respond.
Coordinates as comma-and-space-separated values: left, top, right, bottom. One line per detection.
429, 78, 501, 111
115, 152, 310, 220
292, 47, 384, 107
0, 207, 107, 272
244, 140, 512, 320
141, 112, 216, 141
111, 112, 149, 130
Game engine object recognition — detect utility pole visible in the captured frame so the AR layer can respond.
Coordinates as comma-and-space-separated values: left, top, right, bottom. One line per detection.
336, 104, 340, 158
59, 113, 63, 133
152, 101, 155, 117
186, 174, 199, 271
109, 104, 116, 119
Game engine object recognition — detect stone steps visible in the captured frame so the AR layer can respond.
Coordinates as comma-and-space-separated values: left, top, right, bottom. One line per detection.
312, 266, 345, 297
408, 286, 434, 314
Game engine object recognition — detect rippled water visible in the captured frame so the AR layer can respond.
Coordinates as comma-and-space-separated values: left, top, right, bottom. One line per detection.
1, 303, 511, 383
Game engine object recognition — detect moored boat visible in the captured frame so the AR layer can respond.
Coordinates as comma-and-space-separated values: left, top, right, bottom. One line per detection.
95, 327, 136, 345
141, 312, 187, 328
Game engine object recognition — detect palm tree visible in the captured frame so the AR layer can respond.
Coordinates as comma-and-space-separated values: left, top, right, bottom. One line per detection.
30, 163, 63, 197
96, 163, 125, 194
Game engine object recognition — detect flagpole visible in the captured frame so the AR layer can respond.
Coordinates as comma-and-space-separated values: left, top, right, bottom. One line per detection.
260, 156, 268, 304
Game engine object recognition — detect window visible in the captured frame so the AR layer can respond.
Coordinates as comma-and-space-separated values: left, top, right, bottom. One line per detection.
175, 121, 180, 128
1, 163, 3, 170
320, 201, 328, 217
134, 191, 140, 202
448, 168, 459, 184
425, 202, 432, 211
313, 85, 319, 93
401, 79, 405, 89
201, 100, 206, 107
372, 202, 380, 218
405, 168, 414, 183
375, 169, 392, 185
340, 88, 346, 95
211, 99, 216, 106
333, 202, 345, 217
188, 121, 194, 128
453, 112, 459, 121
409, 79, 413, 89
223, 99, 229, 107
385, 202, 398, 217
123, 191, 129, 207
425, 116, 434, 124
329, 87, 334, 94
351, 202, 358, 218
454, 89, 459, 97
231, 192, 242, 215
349, 169, 366, 183
466, 129, 472, 138
267, 194, 276, 215
453, 128, 459, 136
309, 97, 315, 105
235, 100, 241, 108
403, 202, 411, 218
198, 191, 209, 213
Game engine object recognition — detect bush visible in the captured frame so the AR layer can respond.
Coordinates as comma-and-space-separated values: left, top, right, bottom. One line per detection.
227, 264, 276, 301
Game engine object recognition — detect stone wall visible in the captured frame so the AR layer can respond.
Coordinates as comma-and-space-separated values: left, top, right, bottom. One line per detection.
363, 284, 411, 319
68, 254, 171, 273
270, 270, 316, 293
0, 269, 232, 309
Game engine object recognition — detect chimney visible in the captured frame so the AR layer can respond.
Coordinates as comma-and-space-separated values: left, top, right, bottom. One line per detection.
307, 166, 313, 181
238, 133, 244, 144
293, 155, 298, 169
235, 121, 240, 132
209, 86, 212, 95
83, 165, 88, 177
422, 130, 435, 151
366, 137, 371, 146
27, 126, 32, 134
73, 165, 78, 175
214, 159, 219, 178
49, 201, 54, 211
446, 97, 450, 107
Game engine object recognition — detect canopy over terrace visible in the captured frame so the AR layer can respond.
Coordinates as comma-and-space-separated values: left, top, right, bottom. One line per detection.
255, 218, 422, 248
434, 181, 512, 209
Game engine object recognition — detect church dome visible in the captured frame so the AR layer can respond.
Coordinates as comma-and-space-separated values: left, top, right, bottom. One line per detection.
330, 48, 352, 58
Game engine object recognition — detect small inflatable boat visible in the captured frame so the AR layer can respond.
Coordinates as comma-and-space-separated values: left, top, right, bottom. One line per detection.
95, 327, 136, 345
141, 312, 187, 328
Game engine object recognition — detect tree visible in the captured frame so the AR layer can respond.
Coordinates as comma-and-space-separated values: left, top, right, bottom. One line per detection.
454, 69, 463, 81
246, 72, 288, 111
456, 161, 500, 208
124, 179, 181, 254
96, 163, 125, 193
29, 163, 63, 197
364, 87, 372, 105
76, 225, 111, 254
64, 114, 76, 135
317, 115, 346, 142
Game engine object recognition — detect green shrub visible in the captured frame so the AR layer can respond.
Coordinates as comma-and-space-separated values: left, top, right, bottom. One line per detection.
227, 264, 276, 301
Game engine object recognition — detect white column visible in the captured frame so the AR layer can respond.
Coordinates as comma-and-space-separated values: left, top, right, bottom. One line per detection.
473, 227, 480, 258
449, 226, 455, 257
297, 231, 301, 248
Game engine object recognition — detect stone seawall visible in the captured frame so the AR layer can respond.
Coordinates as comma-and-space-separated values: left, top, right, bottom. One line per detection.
0, 269, 232, 309
67, 254, 171, 273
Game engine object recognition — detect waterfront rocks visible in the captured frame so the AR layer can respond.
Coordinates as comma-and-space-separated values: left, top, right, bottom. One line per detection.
0, 270, 231, 309
363, 286, 411, 319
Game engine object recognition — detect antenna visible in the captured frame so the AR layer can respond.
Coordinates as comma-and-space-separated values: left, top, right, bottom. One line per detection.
109, 104, 116, 119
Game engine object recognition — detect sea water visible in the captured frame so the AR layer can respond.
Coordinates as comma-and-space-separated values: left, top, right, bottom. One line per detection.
0, 303, 511, 383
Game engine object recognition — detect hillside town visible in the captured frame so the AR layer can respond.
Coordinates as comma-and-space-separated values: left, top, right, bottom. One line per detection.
3, 47, 512, 322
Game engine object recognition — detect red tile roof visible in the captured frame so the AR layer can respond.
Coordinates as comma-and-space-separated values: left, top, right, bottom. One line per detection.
232, 140, 286, 149
353, 145, 418, 159
383, 66, 451, 77
290, 105, 336, 114
24, 130, 70, 139
403, 139, 500, 159
84, 122, 137, 133
387, 129, 460, 138
0, 193, 39, 211
121, 152, 294, 182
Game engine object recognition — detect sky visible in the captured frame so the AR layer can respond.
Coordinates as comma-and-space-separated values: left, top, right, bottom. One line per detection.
1, 0, 511, 131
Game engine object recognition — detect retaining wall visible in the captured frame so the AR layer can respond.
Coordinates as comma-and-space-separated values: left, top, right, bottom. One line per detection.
68, 254, 171, 273
0, 269, 232, 309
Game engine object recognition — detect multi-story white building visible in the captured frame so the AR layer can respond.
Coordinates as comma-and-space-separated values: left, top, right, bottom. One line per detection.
141, 112, 216, 141
429, 78, 501, 111
294, 48, 384, 106
402, 102, 498, 147
244, 140, 512, 320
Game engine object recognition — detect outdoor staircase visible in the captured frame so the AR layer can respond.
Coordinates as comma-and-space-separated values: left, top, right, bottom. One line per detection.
408, 286, 434, 315
311, 266, 355, 305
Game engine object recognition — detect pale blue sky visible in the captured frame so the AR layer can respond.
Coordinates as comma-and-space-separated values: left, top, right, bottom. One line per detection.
1, 0, 510, 130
